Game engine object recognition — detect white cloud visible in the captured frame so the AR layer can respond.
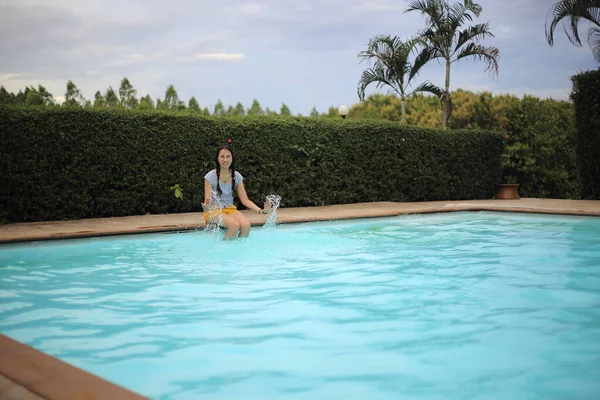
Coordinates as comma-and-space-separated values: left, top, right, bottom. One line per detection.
496, 24, 518, 39
108, 52, 168, 66
194, 52, 245, 61
240, 3, 264, 15
0, 73, 22, 81
0, 75, 65, 98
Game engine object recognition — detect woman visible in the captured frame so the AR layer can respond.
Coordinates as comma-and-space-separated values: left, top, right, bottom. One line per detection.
203, 144, 270, 239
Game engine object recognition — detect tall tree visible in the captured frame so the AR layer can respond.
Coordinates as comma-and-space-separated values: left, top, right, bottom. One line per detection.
93, 91, 106, 108
232, 102, 246, 116
247, 99, 265, 116
138, 94, 154, 110
213, 99, 225, 116
188, 96, 200, 112
405, 0, 499, 128
24, 85, 54, 106
0, 86, 15, 104
309, 106, 320, 118
119, 77, 138, 108
161, 85, 185, 110
161, 85, 177, 109
545, 0, 600, 63
0, 87, 10, 104
358, 35, 441, 123
104, 87, 119, 107
280, 103, 292, 116
15, 89, 28, 104
63, 80, 86, 107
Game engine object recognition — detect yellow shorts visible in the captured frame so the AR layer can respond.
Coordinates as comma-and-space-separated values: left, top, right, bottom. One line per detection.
204, 205, 238, 223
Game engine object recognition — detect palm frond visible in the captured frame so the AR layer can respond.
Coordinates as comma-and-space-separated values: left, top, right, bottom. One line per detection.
405, 0, 446, 31
357, 62, 404, 101
447, 1, 483, 33
405, 0, 431, 13
358, 35, 416, 82
464, 0, 483, 17
357, 68, 393, 100
545, 0, 600, 46
453, 43, 499, 76
409, 46, 444, 82
590, 5, 600, 26
409, 81, 444, 97
589, 25, 600, 62
454, 23, 494, 53
415, 27, 451, 58
448, 2, 472, 31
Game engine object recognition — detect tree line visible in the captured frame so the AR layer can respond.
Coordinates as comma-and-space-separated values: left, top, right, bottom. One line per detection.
0, 78, 305, 117
0, 78, 575, 130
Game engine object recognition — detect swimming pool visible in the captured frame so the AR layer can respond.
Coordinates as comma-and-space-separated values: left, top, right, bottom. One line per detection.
1, 211, 599, 399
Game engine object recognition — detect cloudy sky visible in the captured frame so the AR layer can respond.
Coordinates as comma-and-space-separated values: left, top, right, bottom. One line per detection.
0, 0, 597, 115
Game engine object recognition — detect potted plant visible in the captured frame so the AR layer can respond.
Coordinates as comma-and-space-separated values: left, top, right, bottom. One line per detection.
495, 140, 521, 200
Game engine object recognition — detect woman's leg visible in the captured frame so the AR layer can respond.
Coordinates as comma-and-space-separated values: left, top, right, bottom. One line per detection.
220, 213, 241, 239
230, 212, 251, 237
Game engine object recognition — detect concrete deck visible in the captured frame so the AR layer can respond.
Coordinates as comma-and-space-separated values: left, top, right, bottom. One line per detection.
1, 198, 600, 244
2, 198, 600, 399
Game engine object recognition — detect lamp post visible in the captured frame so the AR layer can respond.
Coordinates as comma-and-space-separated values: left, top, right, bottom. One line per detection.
338, 105, 349, 119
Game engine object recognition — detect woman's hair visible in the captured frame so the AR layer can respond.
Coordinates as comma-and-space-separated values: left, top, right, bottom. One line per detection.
214, 145, 236, 195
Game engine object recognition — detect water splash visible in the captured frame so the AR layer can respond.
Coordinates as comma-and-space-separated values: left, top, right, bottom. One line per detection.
263, 194, 282, 229
204, 190, 224, 236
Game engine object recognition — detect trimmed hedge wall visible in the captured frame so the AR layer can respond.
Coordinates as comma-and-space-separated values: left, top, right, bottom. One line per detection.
570, 69, 600, 200
0, 107, 504, 222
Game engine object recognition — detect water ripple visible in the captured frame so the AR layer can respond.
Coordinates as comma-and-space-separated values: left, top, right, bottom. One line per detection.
1, 212, 600, 399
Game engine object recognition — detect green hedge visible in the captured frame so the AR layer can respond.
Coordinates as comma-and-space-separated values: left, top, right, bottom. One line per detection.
0, 106, 504, 222
570, 69, 600, 200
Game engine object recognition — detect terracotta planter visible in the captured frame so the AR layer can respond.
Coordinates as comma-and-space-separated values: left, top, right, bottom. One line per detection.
494, 184, 520, 200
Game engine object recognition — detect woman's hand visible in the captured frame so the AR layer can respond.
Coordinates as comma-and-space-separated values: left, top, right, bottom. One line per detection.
263, 200, 272, 213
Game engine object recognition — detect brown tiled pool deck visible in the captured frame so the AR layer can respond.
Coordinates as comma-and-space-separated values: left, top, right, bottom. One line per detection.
2, 198, 600, 399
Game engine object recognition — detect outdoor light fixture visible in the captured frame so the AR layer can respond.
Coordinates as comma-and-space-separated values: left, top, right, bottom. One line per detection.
338, 105, 349, 119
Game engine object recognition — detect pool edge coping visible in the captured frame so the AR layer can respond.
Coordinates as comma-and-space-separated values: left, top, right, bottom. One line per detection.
0, 334, 148, 400
1, 201, 600, 244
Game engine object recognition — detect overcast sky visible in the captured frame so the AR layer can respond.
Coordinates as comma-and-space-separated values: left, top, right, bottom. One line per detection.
0, 0, 597, 115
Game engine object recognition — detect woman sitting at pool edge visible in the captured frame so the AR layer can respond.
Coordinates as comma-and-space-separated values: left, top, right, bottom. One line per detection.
203, 144, 271, 239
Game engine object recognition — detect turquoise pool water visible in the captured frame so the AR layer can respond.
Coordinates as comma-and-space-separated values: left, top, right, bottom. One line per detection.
1, 211, 600, 399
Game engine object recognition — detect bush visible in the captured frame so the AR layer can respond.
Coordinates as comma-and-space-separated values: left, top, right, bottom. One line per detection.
570, 69, 600, 200
501, 96, 579, 199
0, 106, 504, 222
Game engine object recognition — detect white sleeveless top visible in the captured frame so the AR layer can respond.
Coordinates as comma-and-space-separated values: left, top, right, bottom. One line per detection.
204, 169, 244, 207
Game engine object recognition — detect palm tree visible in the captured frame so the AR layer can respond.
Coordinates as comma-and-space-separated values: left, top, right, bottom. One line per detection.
405, 0, 499, 129
357, 35, 442, 124
545, 0, 600, 63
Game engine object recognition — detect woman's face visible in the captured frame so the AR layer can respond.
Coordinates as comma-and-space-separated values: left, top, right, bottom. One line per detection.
218, 149, 233, 170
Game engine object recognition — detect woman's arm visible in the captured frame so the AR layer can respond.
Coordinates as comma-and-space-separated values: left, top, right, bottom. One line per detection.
236, 182, 268, 214
203, 179, 213, 210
